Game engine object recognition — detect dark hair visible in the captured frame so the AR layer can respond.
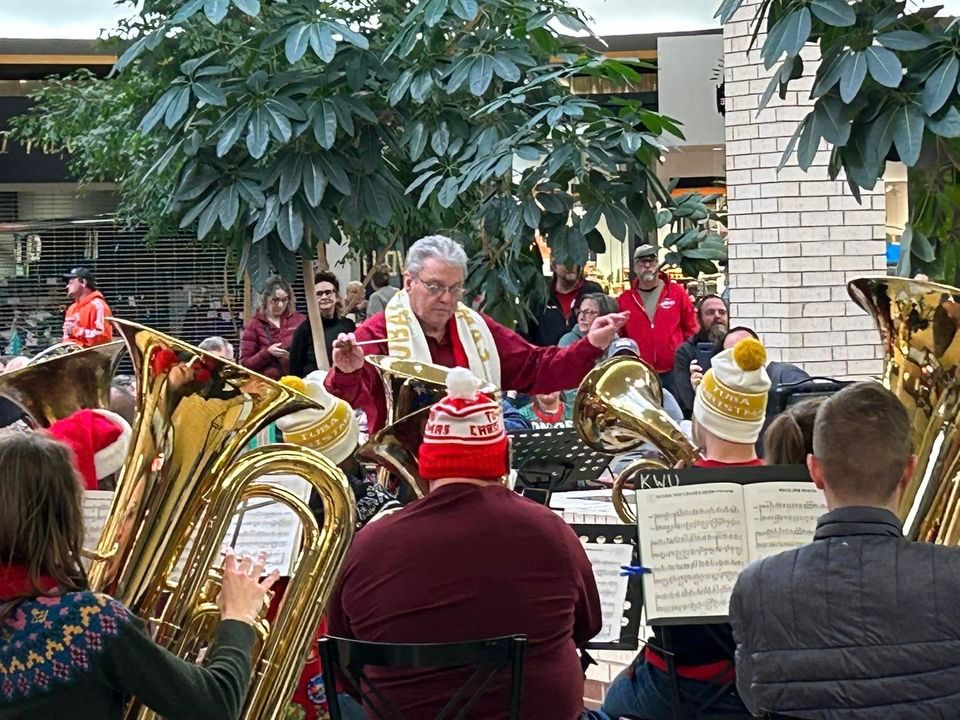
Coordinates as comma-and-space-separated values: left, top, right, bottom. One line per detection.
726, 326, 759, 340
812, 382, 912, 503
578, 292, 618, 316
763, 398, 823, 465
0, 433, 88, 611
371, 266, 391, 289
260, 276, 296, 315
314, 270, 340, 292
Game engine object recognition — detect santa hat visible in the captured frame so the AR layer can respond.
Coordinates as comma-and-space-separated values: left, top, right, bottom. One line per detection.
276, 372, 358, 465
48, 408, 132, 490
693, 337, 771, 445
418, 367, 509, 481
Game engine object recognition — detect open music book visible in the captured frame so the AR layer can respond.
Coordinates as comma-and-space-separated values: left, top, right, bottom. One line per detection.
637, 481, 826, 622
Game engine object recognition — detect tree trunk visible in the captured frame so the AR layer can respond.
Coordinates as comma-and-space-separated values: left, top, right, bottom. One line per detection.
301, 250, 330, 372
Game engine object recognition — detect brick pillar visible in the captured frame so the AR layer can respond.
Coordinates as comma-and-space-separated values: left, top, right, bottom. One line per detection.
722, 0, 886, 379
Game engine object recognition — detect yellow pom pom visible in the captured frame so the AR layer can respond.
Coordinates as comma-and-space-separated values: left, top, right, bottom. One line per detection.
279, 375, 307, 395
732, 338, 766, 372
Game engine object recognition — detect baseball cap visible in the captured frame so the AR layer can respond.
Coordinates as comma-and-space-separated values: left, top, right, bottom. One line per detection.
608, 338, 640, 358
63, 267, 95, 283
633, 244, 657, 261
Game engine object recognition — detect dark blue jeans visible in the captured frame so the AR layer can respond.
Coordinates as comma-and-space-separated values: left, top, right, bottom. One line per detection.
601, 656, 746, 720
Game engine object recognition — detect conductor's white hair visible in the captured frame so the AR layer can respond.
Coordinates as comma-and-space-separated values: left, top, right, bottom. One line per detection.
405, 235, 468, 276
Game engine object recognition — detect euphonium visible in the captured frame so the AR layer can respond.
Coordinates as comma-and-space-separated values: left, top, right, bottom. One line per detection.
358, 355, 495, 497
0, 340, 125, 426
86, 319, 356, 720
574, 356, 700, 523
848, 276, 960, 543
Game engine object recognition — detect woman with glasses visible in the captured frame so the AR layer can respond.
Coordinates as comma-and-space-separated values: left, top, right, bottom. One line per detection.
289, 271, 356, 378
239, 276, 305, 380
558, 293, 619, 350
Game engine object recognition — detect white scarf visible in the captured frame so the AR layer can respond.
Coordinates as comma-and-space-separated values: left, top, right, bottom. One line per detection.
384, 290, 501, 386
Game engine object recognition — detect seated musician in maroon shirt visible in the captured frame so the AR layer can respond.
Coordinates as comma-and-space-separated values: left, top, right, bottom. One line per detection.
326, 368, 603, 719
324, 234, 628, 433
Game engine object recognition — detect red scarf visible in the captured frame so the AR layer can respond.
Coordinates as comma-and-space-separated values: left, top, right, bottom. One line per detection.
0, 564, 59, 601
446, 315, 470, 370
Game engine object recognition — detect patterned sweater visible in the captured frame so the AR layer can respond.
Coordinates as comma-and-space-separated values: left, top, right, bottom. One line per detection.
0, 591, 255, 719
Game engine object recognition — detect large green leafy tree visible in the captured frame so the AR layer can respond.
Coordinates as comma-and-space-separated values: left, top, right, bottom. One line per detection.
15, 0, 725, 329
717, 0, 960, 281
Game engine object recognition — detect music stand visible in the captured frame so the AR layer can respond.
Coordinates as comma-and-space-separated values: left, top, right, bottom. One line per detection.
509, 426, 612, 493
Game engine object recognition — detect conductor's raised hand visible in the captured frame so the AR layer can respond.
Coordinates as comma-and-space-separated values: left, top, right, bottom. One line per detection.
332, 332, 365, 373
218, 549, 280, 626
587, 311, 630, 350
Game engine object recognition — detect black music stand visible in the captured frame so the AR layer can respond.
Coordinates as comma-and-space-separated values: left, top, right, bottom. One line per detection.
639, 464, 811, 720
509, 427, 612, 493
569, 523, 644, 652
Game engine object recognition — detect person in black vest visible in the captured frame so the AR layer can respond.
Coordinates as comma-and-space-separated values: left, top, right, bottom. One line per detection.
289, 271, 356, 377
527, 260, 603, 346
731, 382, 960, 718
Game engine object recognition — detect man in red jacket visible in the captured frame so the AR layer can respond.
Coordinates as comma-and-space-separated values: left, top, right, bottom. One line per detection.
616, 244, 697, 397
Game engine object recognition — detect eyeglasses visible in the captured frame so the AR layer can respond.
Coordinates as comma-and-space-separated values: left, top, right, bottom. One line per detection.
576, 308, 599, 318
635, 256, 658, 267
316, 289, 336, 297
416, 278, 464, 299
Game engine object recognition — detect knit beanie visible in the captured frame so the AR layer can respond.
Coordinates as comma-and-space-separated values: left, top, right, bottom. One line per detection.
418, 367, 509, 481
693, 338, 771, 445
276, 372, 359, 465
48, 408, 132, 490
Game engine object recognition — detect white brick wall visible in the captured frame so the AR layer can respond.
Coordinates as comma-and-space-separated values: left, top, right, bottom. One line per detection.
723, 0, 884, 378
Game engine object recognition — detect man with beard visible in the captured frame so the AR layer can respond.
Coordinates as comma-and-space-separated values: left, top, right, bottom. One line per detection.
672, 294, 728, 417
617, 244, 698, 397
528, 259, 603, 346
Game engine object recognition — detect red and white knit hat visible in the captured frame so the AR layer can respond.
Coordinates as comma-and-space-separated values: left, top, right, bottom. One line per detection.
47, 408, 132, 490
418, 367, 509, 481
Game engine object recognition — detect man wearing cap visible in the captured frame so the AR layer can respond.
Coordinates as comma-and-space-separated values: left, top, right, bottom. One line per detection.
616, 244, 697, 397
327, 367, 602, 720
601, 337, 770, 720
328, 235, 628, 434
62, 267, 113, 348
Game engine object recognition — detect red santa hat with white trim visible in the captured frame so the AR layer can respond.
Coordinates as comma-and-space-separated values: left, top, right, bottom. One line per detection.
48, 408, 132, 490
418, 367, 508, 481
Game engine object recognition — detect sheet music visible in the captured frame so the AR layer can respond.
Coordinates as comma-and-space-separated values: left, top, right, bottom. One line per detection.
82, 490, 115, 567
743, 482, 825, 561
637, 483, 746, 621
549, 489, 629, 520
582, 543, 634, 643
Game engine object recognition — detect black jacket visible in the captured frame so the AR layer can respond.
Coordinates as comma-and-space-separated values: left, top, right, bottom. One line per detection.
528, 278, 603, 346
289, 314, 355, 377
731, 506, 960, 719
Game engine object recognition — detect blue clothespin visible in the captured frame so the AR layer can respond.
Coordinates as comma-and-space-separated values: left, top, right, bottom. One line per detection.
619, 564, 651, 577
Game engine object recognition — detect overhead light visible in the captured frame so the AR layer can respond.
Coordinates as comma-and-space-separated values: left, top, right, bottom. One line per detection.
712, 147, 723, 151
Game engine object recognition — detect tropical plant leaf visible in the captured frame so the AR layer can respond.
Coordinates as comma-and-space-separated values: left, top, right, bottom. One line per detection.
203, 0, 230, 24
809, 0, 855, 27
876, 30, 937, 51
839, 51, 867, 103
865, 45, 903, 88
922, 56, 959, 115
891, 103, 925, 166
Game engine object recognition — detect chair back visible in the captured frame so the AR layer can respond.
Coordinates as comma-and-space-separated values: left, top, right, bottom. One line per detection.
319, 634, 527, 720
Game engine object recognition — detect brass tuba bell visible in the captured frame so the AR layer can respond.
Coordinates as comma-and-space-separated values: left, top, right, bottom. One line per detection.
86, 319, 356, 720
0, 340, 125, 427
574, 355, 700, 523
849, 276, 960, 543
358, 355, 496, 498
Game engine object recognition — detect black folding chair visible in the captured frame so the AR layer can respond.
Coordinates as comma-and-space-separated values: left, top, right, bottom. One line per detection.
319, 634, 527, 720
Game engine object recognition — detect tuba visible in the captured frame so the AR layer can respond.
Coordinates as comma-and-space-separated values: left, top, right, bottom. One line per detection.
86, 319, 356, 720
848, 276, 960, 543
358, 355, 495, 498
574, 356, 700, 523
0, 340, 125, 427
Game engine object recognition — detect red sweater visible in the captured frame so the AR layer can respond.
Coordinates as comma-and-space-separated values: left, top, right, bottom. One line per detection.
616, 273, 697, 373
325, 311, 603, 432
327, 483, 602, 719
238, 310, 305, 379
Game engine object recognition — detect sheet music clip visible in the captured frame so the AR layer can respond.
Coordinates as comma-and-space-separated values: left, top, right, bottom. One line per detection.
509, 426, 612, 493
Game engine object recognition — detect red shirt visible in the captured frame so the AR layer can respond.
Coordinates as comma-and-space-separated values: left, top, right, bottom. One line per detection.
555, 282, 582, 321
616, 273, 697, 373
327, 483, 602, 720
325, 311, 603, 432
693, 458, 764, 468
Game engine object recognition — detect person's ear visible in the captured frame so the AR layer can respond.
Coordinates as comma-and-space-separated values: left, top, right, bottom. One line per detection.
807, 454, 825, 490
403, 272, 413, 291
899, 454, 918, 492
